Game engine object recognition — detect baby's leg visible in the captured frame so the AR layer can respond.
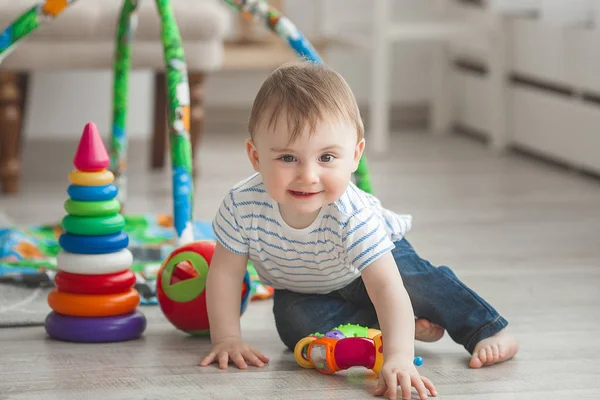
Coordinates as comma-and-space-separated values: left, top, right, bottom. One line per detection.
392, 238, 518, 367
272, 288, 378, 350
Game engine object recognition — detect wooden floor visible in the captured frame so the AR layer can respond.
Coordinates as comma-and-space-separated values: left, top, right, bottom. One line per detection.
1, 130, 600, 399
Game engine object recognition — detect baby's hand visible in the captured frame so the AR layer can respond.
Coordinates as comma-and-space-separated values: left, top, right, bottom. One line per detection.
199, 337, 269, 370
374, 355, 437, 400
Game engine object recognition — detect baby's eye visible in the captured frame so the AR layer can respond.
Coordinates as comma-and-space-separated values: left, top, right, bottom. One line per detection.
279, 155, 297, 163
319, 154, 335, 163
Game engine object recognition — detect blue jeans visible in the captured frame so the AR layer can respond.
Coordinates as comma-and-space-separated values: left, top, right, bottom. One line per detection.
273, 238, 508, 354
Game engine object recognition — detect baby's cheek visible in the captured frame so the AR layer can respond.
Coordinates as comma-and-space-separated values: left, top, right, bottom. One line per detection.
325, 173, 351, 200
268, 171, 290, 199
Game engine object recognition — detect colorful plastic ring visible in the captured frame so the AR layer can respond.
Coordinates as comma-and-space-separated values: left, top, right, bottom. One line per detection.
44, 310, 146, 343
68, 170, 114, 186
64, 199, 121, 217
62, 214, 125, 236
54, 269, 136, 294
294, 336, 317, 368
68, 184, 118, 202
59, 232, 129, 254
56, 249, 133, 275
48, 288, 140, 317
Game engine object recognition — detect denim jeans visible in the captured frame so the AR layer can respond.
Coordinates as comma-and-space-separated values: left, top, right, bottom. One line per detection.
272, 238, 508, 354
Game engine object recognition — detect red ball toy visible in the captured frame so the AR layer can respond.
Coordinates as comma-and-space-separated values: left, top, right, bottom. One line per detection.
156, 240, 251, 336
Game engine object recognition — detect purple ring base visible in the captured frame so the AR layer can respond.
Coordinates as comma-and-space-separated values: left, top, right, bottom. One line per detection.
44, 310, 147, 343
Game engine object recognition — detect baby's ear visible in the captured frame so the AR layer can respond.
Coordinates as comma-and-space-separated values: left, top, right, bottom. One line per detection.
246, 138, 260, 172
352, 139, 366, 171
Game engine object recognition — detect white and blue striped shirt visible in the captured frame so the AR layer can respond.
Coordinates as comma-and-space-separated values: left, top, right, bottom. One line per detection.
212, 173, 412, 294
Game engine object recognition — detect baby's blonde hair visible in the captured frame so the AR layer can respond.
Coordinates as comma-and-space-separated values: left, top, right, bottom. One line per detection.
248, 61, 364, 143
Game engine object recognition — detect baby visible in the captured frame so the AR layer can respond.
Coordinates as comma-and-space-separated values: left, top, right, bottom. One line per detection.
199, 61, 519, 399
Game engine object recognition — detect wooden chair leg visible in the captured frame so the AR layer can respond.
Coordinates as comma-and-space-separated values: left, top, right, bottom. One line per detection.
0, 71, 26, 194
189, 72, 205, 177
17, 73, 29, 153
150, 72, 167, 169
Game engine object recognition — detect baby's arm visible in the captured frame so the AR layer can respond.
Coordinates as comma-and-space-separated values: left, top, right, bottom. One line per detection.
199, 242, 269, 369
362, 251, 437, 399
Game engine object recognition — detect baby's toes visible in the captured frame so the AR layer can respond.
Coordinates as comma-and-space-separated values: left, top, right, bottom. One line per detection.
485, 346, 494, 363
469, 348, 486, 368
415, 318, 431, 329
479, 348, 490, 364
491, 344, 500, 363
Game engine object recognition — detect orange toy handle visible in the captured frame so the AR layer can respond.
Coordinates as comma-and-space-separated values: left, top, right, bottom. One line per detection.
307, 337, 340, 375
372, 334, 385, 374
48, 288, 140, 317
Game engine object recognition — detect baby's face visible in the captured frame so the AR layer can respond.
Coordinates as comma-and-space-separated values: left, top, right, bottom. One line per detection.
246, 113, 365, 224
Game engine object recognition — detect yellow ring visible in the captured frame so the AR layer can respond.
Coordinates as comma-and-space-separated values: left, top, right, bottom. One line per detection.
367, 328, 381, 339
68, 170, 114, 186
293, 336, 317, 368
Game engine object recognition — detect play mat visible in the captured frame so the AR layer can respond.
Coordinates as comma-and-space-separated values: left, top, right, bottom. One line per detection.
0, 213, 274, 305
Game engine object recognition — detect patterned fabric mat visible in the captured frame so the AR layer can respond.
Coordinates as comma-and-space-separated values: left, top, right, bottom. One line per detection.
0, 213, 274, 327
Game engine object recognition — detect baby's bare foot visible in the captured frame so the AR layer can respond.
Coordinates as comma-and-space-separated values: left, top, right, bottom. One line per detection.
469, 328, 519, 368
415, 318, 445, 342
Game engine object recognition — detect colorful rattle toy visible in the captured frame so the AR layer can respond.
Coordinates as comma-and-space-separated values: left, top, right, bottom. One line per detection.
294, 324, 423, 375
44, 122, 147, 343
156, 240, 251, 336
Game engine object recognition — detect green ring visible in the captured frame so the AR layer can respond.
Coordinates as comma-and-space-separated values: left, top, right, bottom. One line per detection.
161, 251, 208, 303
64, 199, 121, 217
62, 214, 125, 236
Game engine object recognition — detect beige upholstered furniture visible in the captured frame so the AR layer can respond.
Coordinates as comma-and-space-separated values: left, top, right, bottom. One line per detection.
0, 0, 230, 194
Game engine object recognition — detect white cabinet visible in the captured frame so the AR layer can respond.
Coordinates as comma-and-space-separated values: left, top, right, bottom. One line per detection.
452, 14, 600, 175
452, 69, 491, 136
567, 28, 600, 95
510, 86, 600, 173
508, 19, 571, 86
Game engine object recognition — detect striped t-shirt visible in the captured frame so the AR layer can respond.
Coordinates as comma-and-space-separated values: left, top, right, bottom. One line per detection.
213, 173, 412, 294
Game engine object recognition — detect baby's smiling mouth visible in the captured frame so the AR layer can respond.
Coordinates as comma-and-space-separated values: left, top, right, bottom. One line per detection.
289, 190, 321, 198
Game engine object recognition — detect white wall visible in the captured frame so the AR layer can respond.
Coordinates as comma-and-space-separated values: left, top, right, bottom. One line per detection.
24, 0, 437, 139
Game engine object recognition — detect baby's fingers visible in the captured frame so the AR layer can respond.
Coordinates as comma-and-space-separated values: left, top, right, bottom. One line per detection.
421, 376, 437, 397
399, 373, 411, 400
242, 350, 266, 368
374, 375, 387, 396
250, 346, 270, 363
230, 351, 248, 370
199, 352, 216, 367
411, 375, 429, 400
218, 351, 230, 369
383, 372, 398, 399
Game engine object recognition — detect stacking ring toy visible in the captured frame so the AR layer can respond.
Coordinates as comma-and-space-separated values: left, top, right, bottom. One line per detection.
54, 269, 136, 294
68, 170, 114, 186
59, 231, 129, 254
62, 214, 125, 236
64, 199, 121, 217
44, 310, 146, 343
48, 288, 140, 317
56, 249, 133, 275
67, 184, 118, 202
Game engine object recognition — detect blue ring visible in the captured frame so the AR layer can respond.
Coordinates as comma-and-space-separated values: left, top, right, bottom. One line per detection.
68, 184, 118, 202
59, 231, 129, 254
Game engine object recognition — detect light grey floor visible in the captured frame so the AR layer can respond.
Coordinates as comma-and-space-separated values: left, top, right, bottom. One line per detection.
1, 130, 600, 399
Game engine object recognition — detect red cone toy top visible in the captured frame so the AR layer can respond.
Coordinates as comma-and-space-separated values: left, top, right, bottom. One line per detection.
73, 122, 110, 172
